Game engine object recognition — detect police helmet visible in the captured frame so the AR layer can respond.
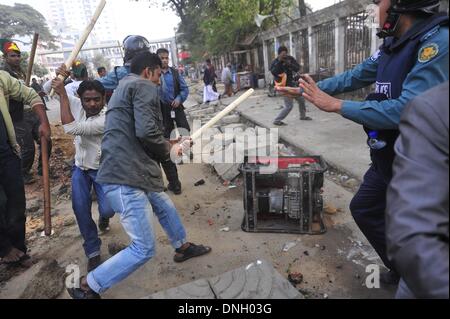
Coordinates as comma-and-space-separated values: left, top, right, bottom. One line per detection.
378, 0, 441, 38
391, 0, 441, 14
123, 35, 151, 64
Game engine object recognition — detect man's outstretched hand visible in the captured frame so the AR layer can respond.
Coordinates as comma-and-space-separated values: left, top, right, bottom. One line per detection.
299, 74, 343, 114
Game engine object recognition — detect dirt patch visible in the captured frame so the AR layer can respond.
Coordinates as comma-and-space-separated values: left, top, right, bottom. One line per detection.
0, 264, 27, 286
25, 124, 73, 201
19, 259, 65, 299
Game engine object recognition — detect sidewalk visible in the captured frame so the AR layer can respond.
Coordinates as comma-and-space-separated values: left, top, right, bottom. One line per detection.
228, 89, 372, 181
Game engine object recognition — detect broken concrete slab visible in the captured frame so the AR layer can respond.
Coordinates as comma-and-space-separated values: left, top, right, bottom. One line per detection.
221, 123, 247, 134
188, 107, 216, 117
256, 126, 269, 136
199, 128, 221, 145
211, 143, 246, 164
210, 260, 303, 299
144, 279, 215, 299
213, 133, 235, 149
144, 260, 303, 299
234, 133, 278, 157
213, 163, 241, 181
220, 114, 240, 125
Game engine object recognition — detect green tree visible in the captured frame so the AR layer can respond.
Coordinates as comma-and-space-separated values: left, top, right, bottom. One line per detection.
0, 3, 56, 49
145, 0, 304, 59
32, 63, 50, 78
18, 52, 49, 78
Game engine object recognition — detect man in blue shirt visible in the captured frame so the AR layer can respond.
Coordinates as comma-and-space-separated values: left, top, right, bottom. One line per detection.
156, 48, 190, 195
300, 0, 448, 285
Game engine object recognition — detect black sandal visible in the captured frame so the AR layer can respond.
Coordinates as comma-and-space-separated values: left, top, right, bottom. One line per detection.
174, 243, 212, 263
1, 254, 32, 268
67, 277, 101, 299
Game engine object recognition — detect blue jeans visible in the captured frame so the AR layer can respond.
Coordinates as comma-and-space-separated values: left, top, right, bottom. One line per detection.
72, 167, 115, 258
87, 185, 187, 294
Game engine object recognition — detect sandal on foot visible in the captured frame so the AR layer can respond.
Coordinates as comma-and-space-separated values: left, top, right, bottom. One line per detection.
174, 243, 212, 263
1, 254, 32, 268
67, 277, 101, 299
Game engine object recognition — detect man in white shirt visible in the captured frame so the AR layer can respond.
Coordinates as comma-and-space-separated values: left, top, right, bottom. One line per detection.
46, 66, 115, 272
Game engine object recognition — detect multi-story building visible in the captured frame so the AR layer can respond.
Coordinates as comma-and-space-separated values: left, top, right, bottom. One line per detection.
37, 0, 122, 76
47, 0, 118, 44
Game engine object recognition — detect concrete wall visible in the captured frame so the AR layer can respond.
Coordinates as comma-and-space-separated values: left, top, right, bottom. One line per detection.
212, 0, 449, 87
260, 0, 374, 82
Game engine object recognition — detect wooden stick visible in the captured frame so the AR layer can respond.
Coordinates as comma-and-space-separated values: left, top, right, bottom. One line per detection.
25, 33, 39, 87
191, 89, 255, 141
41, 137, 52, 237
50, 0, 107, 96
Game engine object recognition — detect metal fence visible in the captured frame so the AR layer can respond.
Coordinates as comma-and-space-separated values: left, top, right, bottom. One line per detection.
292, 29, 309, 73
265, 38, 275, 71
344, 11, 371, 70
314, 20, 335, 74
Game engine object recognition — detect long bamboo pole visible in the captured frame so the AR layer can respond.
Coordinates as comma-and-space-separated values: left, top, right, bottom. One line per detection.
41, 137, 52, 236
191, 89, 255, 141
25, 33, 39, 86
50, 0, 107, 96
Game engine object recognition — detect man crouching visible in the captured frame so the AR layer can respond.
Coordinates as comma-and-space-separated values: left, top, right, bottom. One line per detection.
67, 52, 211, 299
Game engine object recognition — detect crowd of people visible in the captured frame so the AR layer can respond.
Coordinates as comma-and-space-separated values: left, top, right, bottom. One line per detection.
0, 0, 448, 299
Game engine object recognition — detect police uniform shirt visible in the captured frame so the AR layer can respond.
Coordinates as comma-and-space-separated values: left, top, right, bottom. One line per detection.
317, 14, 449, 131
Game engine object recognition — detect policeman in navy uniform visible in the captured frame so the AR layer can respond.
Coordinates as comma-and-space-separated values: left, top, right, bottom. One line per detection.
99, 35, 151, 102
300, 0, 448, 285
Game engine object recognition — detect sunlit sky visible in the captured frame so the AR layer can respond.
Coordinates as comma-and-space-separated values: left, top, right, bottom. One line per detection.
0, 0, 337, 41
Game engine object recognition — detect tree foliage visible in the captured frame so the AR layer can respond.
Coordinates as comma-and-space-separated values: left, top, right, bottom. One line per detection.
90, 53, 112, 71
0, 3, 56, 49
19, 52, 50, 78
145, 0, 311, 59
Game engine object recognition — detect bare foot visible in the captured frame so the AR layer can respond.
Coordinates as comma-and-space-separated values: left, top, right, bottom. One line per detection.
1, 248, 25, 264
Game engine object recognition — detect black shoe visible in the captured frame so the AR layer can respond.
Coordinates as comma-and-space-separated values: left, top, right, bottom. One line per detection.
67, 277, 101, 300
87, 255, 102, 272
273, 121, 287, 126
98, 217, 110, 233
168, 183, 182, 195
380, 270, 400, 286
300, 116, 313, 121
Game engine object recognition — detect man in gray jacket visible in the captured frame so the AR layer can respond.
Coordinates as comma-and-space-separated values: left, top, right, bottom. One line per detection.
67, 52, 211, 299
386, 82, 449, 299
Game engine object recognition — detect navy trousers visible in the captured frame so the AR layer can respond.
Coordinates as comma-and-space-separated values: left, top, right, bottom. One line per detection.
350, 164, 394, 270
0, 152, 26, 258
